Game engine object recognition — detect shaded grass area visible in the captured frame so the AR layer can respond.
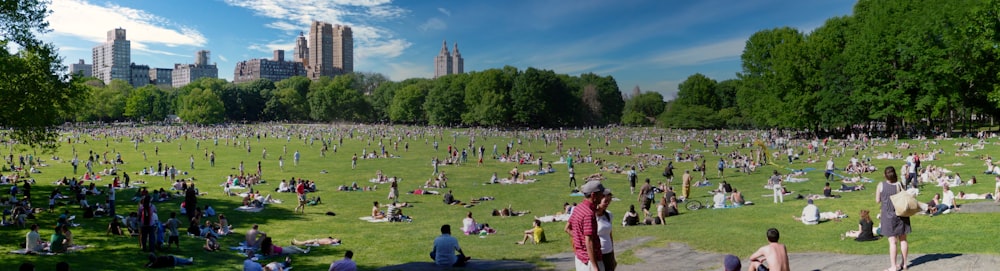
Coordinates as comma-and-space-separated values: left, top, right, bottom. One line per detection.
1, 126, 999, 270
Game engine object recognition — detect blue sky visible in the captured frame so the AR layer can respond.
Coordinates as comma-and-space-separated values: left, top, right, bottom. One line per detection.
45, 0, 855, 100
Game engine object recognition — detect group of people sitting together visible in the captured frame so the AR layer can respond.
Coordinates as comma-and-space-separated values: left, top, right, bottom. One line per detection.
370, 200, 412, 222
274, 178, 316, 193
223, 174, 265, 189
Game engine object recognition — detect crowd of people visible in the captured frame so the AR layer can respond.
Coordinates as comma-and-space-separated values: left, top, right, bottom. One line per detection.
4, 124, 1000, 270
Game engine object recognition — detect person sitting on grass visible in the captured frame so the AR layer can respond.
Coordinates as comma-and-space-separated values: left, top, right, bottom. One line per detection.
371, 201, 385, 220
430, 224, 471, 267
621, 205, 639, 227
844, 209, 879, 242
443, 190, 460, 205
49, 225, 68, 253
203, 235, 220, 251
107, 218, 124, 236
748, 228, 790, 271
260, 237, 310, 256
462, 211, 480, 235
516, 219, 545, 245
292, 237, 342, 246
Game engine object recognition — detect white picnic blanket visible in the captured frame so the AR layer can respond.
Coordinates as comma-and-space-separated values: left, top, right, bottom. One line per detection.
359, 216, 389, 223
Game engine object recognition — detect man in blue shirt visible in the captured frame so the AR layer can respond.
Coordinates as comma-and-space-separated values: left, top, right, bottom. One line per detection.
430, 224, 470, 267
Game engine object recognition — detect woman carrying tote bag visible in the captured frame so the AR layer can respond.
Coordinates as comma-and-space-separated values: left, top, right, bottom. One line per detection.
876, 166, 911, 271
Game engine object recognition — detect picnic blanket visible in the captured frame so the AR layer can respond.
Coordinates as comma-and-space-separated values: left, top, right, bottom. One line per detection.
235, 206, 264, 212
536, 214, 570, 223
359, 216, 389, 223
761, 192, 795, 197
497, 178, 538, 184
10, 245, 91, 255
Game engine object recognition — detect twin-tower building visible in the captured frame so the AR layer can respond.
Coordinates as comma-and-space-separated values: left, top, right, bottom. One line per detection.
233, 21, 353, 83
434, 40, 464, 78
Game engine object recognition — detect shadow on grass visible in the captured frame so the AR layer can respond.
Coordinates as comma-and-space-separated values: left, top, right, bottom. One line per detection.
908, 253, 961, 268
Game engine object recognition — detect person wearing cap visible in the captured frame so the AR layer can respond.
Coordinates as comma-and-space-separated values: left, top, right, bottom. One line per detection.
723, 254, 741, 271
794, 199, 820, 225
565, 181, 605, 271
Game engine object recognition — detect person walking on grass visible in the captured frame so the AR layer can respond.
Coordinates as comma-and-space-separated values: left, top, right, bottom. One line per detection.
876, 166, 911, 271
295, 181, 307, 214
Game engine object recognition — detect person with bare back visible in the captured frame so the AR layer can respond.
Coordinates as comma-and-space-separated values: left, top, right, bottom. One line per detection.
748, 228, 789, 271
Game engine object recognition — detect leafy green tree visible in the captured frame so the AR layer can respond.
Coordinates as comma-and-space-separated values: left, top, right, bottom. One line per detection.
675, 73, 718, 108
511, 68, 566, 127
463, 69, 514, 126
124, 85, 171, 121
577, 73, 624, 125
178, 88, 225, 124
0, 0, 87, 149
390, 81, 430, 123
424, 74, 468, 126
267, 76, 311, 121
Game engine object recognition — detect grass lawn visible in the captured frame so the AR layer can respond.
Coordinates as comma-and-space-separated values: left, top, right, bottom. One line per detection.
1, 125, 998, 270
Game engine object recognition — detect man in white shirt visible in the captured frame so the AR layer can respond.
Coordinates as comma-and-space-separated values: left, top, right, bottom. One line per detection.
933, 184, 956, 216
825, 159, 835, 181
25, 224, 43, 253
796, 199, 820, 225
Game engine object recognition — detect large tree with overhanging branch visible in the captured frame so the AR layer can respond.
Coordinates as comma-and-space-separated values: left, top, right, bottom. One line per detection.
0, 0, 86, 150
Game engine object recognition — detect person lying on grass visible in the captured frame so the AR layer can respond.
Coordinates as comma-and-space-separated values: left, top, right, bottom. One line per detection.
260, 237, 310, 256
292, 237, 342, 246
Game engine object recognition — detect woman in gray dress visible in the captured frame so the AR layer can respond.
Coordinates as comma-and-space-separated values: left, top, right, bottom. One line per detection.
875, 166, 910, 271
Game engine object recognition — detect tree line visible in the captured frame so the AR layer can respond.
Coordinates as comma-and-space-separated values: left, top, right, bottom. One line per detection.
650, 0, 1000, 136
70, 66, 625, 127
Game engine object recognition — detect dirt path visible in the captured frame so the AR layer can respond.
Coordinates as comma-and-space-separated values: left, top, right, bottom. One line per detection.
377, 230, 1000, 271
543, 237, 1000, 271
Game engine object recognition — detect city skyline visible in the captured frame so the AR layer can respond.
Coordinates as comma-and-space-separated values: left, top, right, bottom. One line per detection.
45, 0, 855, 99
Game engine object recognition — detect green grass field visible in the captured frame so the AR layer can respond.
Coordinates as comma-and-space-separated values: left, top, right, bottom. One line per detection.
1, 125, 998, 270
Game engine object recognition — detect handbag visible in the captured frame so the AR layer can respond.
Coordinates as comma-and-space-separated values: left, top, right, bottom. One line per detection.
889, 183, 920, 217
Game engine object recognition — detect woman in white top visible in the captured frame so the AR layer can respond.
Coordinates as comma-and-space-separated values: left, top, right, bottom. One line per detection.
461, 211, 478, 235
596, 189, 616, 271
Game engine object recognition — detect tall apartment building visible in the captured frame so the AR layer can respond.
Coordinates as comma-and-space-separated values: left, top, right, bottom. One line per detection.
129, 63, 150, 87
149, 68, 173, 87
332, 24, 353, 74
233, 50, 306, 83
172, 50, 218, 88
434, 40, 464, 78
92, 28, 131, 85
306, 21, 353, 80
294, 32, 308, 65
69, 59, 92, 78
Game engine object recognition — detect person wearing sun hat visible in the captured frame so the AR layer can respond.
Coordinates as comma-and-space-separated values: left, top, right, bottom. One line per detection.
567, 181, 606, 271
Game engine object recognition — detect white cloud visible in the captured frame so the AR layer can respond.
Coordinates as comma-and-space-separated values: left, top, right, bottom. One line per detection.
357, 39, 411, 59
47, 0, 207, 53
384, 62, 432, 80
418, 18, 447, 32
266, 21, 301, 32
217, 54, 229, 62
653, 80, 683, 101
649, 38, 746, 67
438, 8, 451, 17
222, 0, 411, 62
247, 41, 296, 54
131, 42, 186, 57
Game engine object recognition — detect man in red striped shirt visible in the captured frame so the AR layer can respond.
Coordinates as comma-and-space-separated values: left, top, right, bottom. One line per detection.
566, 181, 605, 271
